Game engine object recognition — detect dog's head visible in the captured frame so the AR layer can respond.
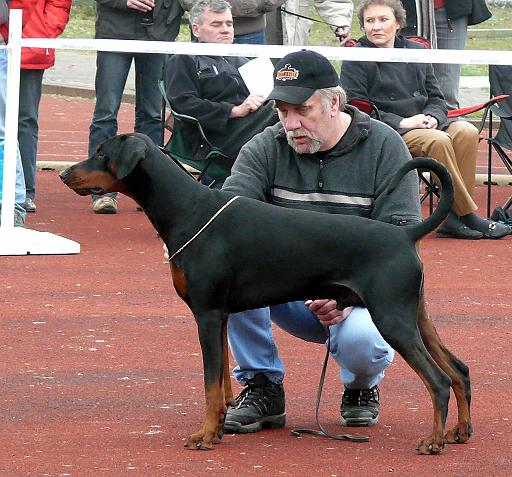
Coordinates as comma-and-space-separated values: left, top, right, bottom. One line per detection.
60, 133, 151, 196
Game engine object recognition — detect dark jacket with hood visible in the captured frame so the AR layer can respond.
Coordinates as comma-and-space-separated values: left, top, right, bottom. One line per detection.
340, 35, 453, 136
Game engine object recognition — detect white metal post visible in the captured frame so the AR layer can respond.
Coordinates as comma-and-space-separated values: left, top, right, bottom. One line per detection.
0, 9, 21, 230
0, 10, 79, 255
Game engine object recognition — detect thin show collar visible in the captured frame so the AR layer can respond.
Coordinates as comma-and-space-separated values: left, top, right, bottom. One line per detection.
169, 195, 240, 261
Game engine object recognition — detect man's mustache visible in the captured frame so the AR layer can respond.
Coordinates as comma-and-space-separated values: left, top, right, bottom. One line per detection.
286, 129, 315, 140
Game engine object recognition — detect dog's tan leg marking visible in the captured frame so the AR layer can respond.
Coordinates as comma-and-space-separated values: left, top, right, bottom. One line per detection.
417, 297, 472, 445
412, 374, 447, 455
185, 381, 226, 450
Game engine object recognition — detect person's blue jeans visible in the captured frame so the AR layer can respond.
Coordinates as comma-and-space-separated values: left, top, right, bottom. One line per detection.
89, 51, 165, 201
434, 9, 468, 110
0, 49, 26, 220
18, 68, 44, 201
228, 303, 394, 389
234, 30, 267, 44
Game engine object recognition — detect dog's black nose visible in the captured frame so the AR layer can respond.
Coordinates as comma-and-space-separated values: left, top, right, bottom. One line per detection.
59, 168, 70, 182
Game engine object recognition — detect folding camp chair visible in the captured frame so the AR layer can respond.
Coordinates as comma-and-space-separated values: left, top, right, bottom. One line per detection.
348, 94, 509, 215
484, 65, 512, 218
158, 81, 234, 184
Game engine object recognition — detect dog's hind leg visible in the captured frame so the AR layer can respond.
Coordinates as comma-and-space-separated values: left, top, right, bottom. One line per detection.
185, 310, 228, 450
215, 318, 234, 444
223, 318, 235, 406
371, 304, 451, 455
417, 297, 472, 445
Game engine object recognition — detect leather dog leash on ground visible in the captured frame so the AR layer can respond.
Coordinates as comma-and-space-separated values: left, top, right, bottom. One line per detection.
291, 330, 370, 443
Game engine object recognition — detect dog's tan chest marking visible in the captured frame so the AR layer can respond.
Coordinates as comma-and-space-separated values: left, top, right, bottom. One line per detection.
171, 263, 189, 300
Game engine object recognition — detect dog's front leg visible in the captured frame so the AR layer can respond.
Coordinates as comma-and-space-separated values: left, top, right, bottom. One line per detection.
185, 310, 227, 450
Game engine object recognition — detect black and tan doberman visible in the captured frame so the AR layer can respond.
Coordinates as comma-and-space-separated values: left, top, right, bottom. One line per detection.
60, 133, 472, 455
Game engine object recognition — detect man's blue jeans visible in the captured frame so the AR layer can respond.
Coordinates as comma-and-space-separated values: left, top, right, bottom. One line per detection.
234, 30, 266, 44
88, 51, 165, 201
0, 49, 26, 219
228, 303, 394, 389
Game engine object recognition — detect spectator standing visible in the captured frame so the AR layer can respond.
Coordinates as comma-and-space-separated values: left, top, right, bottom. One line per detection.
402, 0, 492, 110
180, 0, 286, 44
89, 0, 183, 214
433, 0, 491, 110
281, 0, 353, 46
165, 0, 278, 185
18, 0, 71, 214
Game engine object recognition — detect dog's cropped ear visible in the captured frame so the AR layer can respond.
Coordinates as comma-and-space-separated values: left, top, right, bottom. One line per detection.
115, 135, 148, 180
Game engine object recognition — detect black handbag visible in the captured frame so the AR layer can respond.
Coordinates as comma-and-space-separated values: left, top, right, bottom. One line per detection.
491, 206, 512, 227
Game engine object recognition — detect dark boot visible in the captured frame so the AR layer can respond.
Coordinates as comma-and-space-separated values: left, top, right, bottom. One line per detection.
341, 385, 380, 427
224, 374, 286, 433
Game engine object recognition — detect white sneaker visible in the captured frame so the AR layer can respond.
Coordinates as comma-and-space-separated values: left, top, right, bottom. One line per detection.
92, 196, 118, 214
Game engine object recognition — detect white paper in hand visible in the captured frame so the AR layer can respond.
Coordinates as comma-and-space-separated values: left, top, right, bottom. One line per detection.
238, 57, 274, 99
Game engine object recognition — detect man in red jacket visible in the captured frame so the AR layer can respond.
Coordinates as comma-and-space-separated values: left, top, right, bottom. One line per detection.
17, 0, 71, 213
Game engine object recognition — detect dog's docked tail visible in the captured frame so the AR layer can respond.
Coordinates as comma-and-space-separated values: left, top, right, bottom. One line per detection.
385, 157, 454, 242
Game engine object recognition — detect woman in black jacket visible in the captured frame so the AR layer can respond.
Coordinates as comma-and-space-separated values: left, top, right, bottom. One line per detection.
340, 0, 509, 240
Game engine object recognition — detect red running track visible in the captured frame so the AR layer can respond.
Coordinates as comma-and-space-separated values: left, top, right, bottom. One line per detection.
1, 94, 511, 476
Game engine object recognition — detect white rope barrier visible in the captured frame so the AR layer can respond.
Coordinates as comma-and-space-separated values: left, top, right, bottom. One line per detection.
19, 37, 512, 66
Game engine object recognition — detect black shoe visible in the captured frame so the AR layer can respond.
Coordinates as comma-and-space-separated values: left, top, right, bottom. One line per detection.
436, 222, 483, 240
224, 374, 286, 433
341, 385, 380, 427
481, 220, 511, 239
23, 198, 36, 213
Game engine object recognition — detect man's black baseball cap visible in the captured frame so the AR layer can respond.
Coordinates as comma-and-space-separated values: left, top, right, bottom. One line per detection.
266, 50, 339, 105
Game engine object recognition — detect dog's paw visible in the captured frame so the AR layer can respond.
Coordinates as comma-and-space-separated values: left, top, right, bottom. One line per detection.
416, 435, 447, 455
445, 421, 473, 444
184, 433, 214, 450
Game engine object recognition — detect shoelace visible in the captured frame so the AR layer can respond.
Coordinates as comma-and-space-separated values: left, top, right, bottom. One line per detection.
344, 387, 380, 407
235, 385, 274, 415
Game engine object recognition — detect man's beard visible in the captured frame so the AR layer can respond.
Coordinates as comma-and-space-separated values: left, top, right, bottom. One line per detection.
286, 129, 323, 154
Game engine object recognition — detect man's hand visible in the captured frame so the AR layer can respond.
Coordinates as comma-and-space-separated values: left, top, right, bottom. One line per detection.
163, 243, 170, 262
127, 0, 154, 12
230, 94, 266, 118
335, 26, 351, 46
306, 299, 354, 327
